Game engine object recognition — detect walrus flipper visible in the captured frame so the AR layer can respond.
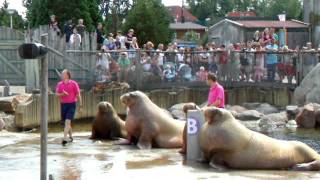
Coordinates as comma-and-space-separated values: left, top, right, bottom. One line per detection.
291, 160, 320, 171
137, 131, 153, 149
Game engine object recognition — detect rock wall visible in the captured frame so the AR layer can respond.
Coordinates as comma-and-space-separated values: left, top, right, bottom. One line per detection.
294, 63, 320, 106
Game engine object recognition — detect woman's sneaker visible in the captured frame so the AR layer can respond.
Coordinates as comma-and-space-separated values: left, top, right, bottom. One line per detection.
62, 140, 68, 146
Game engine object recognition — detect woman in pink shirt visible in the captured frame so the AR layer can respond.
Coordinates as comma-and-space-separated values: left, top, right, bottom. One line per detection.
56, 69, 82, 145
206, 72, 225, 108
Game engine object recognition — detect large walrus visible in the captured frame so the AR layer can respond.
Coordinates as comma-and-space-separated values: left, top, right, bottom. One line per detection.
90, 102, 127, 140
200, 107, 320, 171
120, 91, 184, 149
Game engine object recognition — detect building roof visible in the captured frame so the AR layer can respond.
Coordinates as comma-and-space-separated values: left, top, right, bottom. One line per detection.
227, 11, 257, 17
170, 22, 206, 30
210, 19, 309, 29
236, 20, 309, 28
167, 6, 198, 22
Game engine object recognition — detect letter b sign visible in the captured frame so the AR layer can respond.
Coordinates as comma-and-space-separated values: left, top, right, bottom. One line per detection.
187, 118, 199, 135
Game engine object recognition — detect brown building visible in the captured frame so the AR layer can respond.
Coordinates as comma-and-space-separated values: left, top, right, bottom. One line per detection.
167, 6, 206, 42
167, 6, 198, 22
227, 11, 257, 17
170, 22, 207, 41
209, 19, 310, 49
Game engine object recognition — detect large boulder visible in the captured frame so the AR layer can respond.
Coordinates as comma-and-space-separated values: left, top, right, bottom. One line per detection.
226, 105, 248, 113
255, 103, 279, 115
258, 112, 288, 129
294, 63, 320, 106
295, 103, 320, 128
235, 110, 263, 121
242, 102, 261, 110
169, 103, 188, 120
0, 112, 15, 131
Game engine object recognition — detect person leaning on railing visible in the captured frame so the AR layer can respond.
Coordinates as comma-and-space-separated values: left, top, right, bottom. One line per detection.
117, 51, 131, 82
253, 43, 265, 82
265, 39, 279, 81
217, 45, 228, 81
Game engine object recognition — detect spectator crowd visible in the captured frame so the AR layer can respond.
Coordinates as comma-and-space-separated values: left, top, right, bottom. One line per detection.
47, 16, 320, 85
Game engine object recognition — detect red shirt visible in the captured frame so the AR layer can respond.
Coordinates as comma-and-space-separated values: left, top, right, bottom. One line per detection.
56, 80, 80, 103
208, 83, 225, 108
219, 51, 228, 64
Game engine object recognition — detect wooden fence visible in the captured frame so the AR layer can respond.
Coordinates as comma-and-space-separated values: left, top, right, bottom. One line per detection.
27, 26, 98, 89
0, 26, 25, 85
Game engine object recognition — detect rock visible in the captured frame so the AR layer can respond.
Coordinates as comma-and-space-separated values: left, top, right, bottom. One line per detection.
199, 101, 208, 108
0, 112, 15, 131
169, 103, 188, 120
239, 120, 258, 130
255, 103, 279, 115
242, 102, 261, 110
0, 94, 32, 113
170, 109, 186, 120
258, 112, 288, 128
0, 117, 5, 130
235, 110, 263, 121
226, 105, 248, 113
295, 103, 320, 128
294, 63, 320, 106
169, 103, 186, 112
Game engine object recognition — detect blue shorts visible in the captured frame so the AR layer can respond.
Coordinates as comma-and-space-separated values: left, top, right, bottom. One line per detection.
61, 103, 77, 121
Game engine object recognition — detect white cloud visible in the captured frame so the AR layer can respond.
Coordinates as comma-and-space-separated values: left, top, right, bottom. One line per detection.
162, 0, 183, 6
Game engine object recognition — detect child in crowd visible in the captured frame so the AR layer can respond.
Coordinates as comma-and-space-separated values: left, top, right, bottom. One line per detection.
254, 43, 265, 82
196, 66, 208, 81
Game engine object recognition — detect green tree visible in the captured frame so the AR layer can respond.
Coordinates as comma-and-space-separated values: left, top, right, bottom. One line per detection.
122, 0, 173, 46
266, 0, 302, 19
99, 0, 133, 34
25, 0, 100, 32
187, 0, 303, 24
0, 0, 25, 30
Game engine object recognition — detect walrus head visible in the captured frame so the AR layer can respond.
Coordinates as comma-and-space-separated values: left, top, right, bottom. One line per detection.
183, 103, 200, 114
120, 91, 147, 108
203, 107, 232, 125
98, 101, 116, 115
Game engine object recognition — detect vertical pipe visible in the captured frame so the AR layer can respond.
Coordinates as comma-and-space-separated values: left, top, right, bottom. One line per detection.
40, 34, 48, 180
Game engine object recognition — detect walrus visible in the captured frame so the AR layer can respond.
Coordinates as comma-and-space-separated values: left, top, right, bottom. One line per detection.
199, 107, 320, 171
120, 91, 184, 149
90, 102, 127, 140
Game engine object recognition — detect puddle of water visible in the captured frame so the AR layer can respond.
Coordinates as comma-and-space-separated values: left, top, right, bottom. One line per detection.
126, 155, 176, 169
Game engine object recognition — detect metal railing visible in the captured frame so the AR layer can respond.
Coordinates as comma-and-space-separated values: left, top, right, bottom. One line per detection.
65, 49, 320, 90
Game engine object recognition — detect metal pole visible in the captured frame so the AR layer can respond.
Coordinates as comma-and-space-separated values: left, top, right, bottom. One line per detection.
10, 15, 13, 29
40, 34, 48, 180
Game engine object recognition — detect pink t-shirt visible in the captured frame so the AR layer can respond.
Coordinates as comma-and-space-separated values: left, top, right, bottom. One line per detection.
208, 83, 225, 108
56, 80, 80, 103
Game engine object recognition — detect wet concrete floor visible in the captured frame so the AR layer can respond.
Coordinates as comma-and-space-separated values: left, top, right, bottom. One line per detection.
1, 122, 320, 180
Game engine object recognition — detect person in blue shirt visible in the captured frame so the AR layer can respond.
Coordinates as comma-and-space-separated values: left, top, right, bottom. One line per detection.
265, 39, 278, 81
